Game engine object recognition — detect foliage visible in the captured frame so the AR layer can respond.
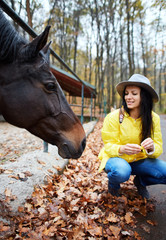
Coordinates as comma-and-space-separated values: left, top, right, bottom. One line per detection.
0, 121, 157, 239
4, 0, 166, 111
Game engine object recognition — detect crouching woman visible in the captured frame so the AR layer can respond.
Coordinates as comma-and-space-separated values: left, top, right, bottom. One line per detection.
98, 74, 166, 199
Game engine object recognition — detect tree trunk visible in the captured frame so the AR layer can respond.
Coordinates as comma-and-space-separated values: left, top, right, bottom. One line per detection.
126, 0, 132, 76
89, 42, 92, 84
26, 0, 33, 41
139, 12, 147, 75
73, 12, 80, 73
131, 9, 135, 74
119, 2, 124, 82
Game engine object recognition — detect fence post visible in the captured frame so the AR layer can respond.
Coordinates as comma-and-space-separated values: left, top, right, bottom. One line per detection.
43, 49, 50, 153
43, 141, 48, 152
94, 98, 96, 118
104, 96, 107, 116
81, 84, 84, 124
90, 93, 93, 121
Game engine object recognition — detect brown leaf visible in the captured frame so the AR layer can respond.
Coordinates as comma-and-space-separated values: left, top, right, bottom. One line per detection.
134, 231, 142, 240
0, 167, 5, 174
52, 165, 62, 171
76, 211, 88, 226
68, 225, 85, 240
147, 219, 158, 226
161, 190, 166, 194
140, 223, 150, 233
70, 198, 80, 206
109, 225, 121, 238
9, 159, 16, 162
24, 202, 32, 211
107, 212, 120, 223
18, 206, 24, 212
47, 169, 54, 174
8, 175, 19, 180
37, 160, 46, 166
4, 169, 13, 174
87, 226, 103, 236
24, 171, 33, 177
139, 205, 147, 216
69, 187, 82, 196
4, 187, 12, 197
125, 212, 133, 224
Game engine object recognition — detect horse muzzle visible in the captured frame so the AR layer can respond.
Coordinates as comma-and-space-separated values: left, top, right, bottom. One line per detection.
58, 137, 86, 159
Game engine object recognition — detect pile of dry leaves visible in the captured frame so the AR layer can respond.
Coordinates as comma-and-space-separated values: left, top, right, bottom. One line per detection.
0, 121, 156, 239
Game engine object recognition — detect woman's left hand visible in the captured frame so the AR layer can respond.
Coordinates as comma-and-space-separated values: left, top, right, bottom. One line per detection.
141, 137, 154, 152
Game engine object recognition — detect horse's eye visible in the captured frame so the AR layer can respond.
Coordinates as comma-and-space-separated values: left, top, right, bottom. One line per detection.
45, 82, 56, 91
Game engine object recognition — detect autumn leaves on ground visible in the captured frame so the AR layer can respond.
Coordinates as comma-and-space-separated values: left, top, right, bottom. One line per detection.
0, 121, 156, 239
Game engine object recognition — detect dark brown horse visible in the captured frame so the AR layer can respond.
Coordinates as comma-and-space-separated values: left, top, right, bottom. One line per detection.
0, 9, 86, 159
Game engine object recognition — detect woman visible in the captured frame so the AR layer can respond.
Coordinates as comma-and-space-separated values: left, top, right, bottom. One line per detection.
98, 74, 166, 199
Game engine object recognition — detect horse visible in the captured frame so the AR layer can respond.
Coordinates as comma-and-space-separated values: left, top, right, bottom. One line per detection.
0, 9, 86, 159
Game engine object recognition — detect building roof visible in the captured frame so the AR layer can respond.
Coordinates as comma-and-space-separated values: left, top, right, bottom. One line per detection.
50, 65, 96, 98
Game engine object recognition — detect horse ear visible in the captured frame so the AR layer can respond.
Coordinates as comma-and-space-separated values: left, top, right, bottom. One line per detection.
42, 41, 52, 54
31, 26, 51, 54
20, 26, 51, 59
42, 41, 52, 63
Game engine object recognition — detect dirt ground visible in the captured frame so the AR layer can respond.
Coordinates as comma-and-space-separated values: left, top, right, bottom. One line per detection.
0, 122, 43, 163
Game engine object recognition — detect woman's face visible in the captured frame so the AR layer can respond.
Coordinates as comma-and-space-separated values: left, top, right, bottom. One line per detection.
124, 86, 141, 110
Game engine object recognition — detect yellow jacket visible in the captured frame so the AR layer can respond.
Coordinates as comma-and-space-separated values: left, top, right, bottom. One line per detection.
98, 109, 163, 172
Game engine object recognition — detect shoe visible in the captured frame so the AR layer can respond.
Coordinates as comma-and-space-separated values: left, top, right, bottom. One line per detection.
134, 176, 150, 199
108, 187, 120, 197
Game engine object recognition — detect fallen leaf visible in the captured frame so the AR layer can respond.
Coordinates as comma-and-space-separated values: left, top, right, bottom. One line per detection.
47, 169, 54, 174
4, 169, 13, 174
52, 165, 62, 171
87, 226, 103, 236
109, 225, 121, 238
161, 190, 166, 194
8, 175, 19, 180
37, 160, 46, 166
4, 187, 12, 197
24, 202, 32, 211
125, 212, 133, 224
134, 231, 142, 240
140, 223, 150, 233
24, 171, 33, 177
107, 212, 120, 223
0, 167, 5, 173
147, 219, 158, 226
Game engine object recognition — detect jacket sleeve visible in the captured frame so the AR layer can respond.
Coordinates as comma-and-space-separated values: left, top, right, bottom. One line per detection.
148, 114, 163, 158
101, 111, 121, 157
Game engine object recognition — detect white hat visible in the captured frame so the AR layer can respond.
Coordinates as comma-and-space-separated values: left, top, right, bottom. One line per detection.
116, 74, 159, 102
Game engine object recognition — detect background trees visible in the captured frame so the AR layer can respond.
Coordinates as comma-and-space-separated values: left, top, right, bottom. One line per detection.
6, 0, 166, 113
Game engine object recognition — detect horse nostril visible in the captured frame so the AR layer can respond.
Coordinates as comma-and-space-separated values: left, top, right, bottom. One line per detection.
81, 137, 86, 151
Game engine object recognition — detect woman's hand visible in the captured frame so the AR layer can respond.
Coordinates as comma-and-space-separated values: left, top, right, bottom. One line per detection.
141, 137, 154, 153
119, 144, 142, 155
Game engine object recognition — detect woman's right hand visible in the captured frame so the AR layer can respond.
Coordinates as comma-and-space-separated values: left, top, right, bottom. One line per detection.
119, 144, 142, 155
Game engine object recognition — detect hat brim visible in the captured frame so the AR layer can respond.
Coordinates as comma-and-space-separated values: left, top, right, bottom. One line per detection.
116, 81, 159, 103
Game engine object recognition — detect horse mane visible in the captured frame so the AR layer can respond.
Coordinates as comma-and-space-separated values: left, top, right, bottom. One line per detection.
0, 9, 26, 63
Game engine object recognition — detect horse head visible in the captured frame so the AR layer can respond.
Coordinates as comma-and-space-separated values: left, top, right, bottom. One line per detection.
0, 24, 86, 159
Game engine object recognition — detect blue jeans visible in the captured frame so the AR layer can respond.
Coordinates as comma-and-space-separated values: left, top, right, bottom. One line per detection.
105, 157, 166, 190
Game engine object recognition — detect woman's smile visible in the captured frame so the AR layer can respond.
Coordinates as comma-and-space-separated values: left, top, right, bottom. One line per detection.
125, 86, 141, 110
